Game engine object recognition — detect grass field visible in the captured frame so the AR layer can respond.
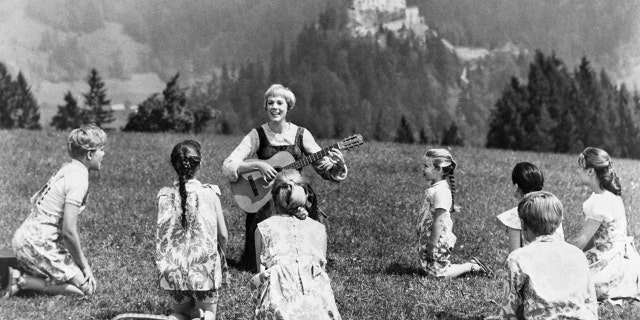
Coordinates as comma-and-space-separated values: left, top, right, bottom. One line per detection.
1, 129, 640, 320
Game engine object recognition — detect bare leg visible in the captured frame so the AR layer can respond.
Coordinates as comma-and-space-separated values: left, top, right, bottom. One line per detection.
440, 262, 481, 279
20, 273, 84, 296
193, 301, 217, 320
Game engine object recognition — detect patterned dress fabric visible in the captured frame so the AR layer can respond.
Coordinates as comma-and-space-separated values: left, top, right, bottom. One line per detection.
12, 160, 88, 285
252, 215, 341, 320
155, 180, 225, 292
416, 180, 457, 277
582, 191, 640, 301
222, 123, 348, 272
500, 235, 598, 320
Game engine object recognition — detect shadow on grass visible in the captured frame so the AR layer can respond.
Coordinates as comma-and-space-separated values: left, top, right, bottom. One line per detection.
383, 262, 426, 276
227, 257, 254, 272
412, 303, 486, 320
434, 311, 485, 320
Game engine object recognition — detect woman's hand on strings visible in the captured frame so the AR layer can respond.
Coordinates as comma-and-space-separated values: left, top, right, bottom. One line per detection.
257, 162, 278, 182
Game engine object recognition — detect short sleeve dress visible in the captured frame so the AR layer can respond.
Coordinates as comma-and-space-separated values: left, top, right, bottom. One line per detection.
416, 180, 457, 277
252, 214, 341, 320
582, 191, 640, 301
12, 160, 89, 285
155, 180, 226, 300
497, 206, 565, 245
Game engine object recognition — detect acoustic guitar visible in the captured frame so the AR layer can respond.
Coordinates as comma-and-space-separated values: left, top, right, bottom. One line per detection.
230, 134, 364, 213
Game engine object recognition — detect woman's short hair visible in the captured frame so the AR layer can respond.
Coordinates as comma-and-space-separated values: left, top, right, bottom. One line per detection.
517, 191, 563, 236
264, 84, 296, 111
511, 162, 544, 194
67, 124, 107, 158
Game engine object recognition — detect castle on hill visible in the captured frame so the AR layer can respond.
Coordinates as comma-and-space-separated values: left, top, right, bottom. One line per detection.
347, 0, 429, 39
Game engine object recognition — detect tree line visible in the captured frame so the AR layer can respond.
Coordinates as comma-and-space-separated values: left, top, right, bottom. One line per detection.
487, 51, 640, 159
0, 63, 40, 129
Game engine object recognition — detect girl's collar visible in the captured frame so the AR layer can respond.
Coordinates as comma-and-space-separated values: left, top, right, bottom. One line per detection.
430, 179, 448, 188
173, 179, 202, 192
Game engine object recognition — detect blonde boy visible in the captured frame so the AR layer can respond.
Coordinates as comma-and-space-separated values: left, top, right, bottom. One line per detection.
499, 191, 597, 319
7, 124, 106, 297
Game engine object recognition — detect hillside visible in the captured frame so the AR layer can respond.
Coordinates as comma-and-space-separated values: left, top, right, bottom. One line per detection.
0, 0, 639, 126
413, 0, 640, 86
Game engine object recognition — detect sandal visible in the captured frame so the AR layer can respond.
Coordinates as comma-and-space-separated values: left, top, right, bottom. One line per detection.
1, 267, 23, 299
470, 256, 494, 278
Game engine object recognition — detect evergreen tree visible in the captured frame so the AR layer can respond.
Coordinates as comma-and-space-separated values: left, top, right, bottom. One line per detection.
394, 115, 415, 144
13, 72, 41, 129
124, 73, 214, 133
124, 93, 166, 132
598, 69, 620, 154
523, 51, 567, 151
52, 91, 84, 130
441, 121, 464, 146
616, 84, 640, 158
419, 127, 429, 144
0, 62, 16, 128
574, 57, 601, 147
83, 68, 113, 127
163, 73, 194, 132
486, 77, 528, 149
555, 80, 584, 153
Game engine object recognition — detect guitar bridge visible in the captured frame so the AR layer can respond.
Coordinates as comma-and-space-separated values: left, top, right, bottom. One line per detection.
248, 175, 259, 196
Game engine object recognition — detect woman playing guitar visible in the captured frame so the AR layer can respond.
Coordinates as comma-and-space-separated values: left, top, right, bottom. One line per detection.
222, 84, 348, 272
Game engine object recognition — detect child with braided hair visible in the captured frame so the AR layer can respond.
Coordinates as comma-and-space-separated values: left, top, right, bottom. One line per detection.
155, 140, 228, 320
416, 149, 492, 278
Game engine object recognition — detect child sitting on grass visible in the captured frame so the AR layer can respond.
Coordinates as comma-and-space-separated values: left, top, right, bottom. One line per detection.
3, 124, 106, 298
499, 191, 597, 319
496, 162, 564, 256
571, 147, 640, 302
155, 140, 228, 320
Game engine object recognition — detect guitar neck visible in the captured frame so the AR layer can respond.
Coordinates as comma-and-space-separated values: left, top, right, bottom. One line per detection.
282, 143, 340, 170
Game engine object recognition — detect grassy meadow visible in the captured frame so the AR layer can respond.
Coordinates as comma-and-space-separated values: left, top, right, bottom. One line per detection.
1, 129, 640, 319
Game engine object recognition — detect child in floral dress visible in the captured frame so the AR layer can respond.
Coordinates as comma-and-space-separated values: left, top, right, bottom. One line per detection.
571, 147, 640, 302
5, 125, 106, 297
499, 191, 597, 319
156, 140, 228, 320
251, 169, 341, 320
416, 149, 491, 278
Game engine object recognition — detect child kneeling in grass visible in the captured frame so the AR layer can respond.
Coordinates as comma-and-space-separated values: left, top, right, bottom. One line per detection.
4, 124, 106, 298
155, 140, 228, 320
498, 191, 597, 319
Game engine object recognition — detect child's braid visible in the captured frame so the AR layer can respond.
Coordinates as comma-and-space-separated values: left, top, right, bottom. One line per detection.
447, 174, 457, 212
170, 140, 202, 230
177, 155, 190, 229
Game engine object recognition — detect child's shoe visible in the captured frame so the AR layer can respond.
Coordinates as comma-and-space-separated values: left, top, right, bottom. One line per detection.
0, 267, 23, 299
189, 308, 204, 320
